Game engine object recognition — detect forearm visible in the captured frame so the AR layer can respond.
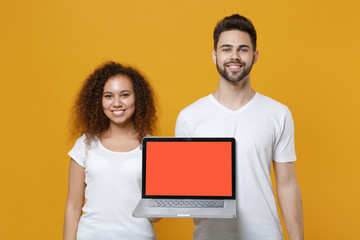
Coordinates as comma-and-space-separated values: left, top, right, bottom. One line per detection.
63, 204, 82, 240
277, 180, 303, 240
64, 159, 86, 239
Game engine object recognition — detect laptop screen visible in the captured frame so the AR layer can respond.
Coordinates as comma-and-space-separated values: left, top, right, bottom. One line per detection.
142, 137, 235, 199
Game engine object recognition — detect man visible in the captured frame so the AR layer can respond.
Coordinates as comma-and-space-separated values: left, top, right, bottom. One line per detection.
175, 14, 303, 240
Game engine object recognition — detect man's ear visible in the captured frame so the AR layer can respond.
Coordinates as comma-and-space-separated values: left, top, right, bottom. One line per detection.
212, 50, 217, 64
253, 50, 259, 64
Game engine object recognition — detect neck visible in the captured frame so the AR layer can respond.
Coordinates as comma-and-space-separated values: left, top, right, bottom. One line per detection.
99, 121, 140, 152
102, 121, 137, 138
213, 75, 255, 110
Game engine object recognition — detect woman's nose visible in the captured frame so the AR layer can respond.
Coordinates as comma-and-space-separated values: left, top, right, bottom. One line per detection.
113, 97, 123, 107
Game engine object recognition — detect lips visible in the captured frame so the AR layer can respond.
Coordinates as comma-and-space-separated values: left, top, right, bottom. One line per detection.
226, 61, 244, 71
227, 65, 241, 70
226, 65, 243, 72
111, 110, 125, 116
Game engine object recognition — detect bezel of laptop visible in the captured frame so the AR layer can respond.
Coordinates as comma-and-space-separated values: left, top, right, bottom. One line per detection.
141, 137, 236, 200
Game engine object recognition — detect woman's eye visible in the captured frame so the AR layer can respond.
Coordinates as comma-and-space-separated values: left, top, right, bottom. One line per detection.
121, 92, 130, 97
104, 94, 112, 98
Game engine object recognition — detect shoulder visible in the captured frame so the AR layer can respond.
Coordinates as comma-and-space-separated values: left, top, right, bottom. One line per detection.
68, 133, 98, 167
254, 93, 291, 117
71, 133, 96, 150
256, 93, 289, 110
178, 95, 212, 116
74, 133, 87, 146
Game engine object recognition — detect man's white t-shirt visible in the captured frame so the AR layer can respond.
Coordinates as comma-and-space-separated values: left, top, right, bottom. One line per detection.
68, 134, 156, 240
175, 93, 296, 240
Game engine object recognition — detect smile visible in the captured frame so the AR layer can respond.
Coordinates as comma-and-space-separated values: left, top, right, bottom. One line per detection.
227, 65, 241, 69
111, 110, 125, 116
225, 61, 244, 71
226, 64, 244, 72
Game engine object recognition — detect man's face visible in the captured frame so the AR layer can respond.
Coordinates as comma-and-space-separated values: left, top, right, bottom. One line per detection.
212, 30, 258, 83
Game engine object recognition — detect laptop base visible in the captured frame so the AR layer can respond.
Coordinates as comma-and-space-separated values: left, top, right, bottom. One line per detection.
133, 199, 236, 219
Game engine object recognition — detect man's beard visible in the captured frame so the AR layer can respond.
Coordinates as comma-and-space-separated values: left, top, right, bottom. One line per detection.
216, 60, 253, 83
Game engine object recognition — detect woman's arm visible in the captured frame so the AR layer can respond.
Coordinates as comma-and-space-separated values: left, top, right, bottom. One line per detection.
63, 159, 86, 240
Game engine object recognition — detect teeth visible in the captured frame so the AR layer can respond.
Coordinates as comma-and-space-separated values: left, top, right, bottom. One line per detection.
112, 110, 124, 116
228, 65, 240, 69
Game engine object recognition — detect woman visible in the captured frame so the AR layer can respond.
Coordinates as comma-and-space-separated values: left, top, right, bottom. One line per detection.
64, 62, 158, 239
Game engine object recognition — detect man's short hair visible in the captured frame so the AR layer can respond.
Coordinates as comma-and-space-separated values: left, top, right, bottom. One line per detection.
213, 14, 257, 51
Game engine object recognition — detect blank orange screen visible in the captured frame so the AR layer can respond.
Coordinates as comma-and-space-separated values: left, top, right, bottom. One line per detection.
145, 141, 232, 196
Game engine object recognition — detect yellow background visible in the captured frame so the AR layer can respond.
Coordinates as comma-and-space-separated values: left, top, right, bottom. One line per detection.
1, 0, 359, 239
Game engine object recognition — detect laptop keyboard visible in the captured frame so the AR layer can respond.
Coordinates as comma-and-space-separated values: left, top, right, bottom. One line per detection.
148, 199, 224, 208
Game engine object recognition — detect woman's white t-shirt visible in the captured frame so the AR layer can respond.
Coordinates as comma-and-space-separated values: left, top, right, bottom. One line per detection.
68, 134, 156, 240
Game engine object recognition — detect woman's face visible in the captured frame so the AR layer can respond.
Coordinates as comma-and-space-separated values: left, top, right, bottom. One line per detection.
102, 75, 136, 127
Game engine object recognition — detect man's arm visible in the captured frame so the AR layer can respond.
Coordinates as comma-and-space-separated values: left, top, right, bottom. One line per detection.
273, 161, 303, 240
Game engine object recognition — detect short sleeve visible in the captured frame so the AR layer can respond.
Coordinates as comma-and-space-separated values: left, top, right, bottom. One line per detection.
273, 108, 297, 162
175, 111, 190, 137
68, 134, 87, 167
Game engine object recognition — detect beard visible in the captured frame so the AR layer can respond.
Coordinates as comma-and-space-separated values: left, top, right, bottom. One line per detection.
216, 60, 254, 83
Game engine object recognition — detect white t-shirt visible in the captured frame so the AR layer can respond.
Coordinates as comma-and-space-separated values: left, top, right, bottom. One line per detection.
175, 93, 296, 240
68, 134, 156, 240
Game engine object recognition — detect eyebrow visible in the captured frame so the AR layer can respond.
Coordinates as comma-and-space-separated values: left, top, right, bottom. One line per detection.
220, 44, 250, 49
103, 89, 131, 94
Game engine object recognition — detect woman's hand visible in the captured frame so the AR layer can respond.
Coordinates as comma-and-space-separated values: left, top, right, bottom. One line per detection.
149, 218, 162, 223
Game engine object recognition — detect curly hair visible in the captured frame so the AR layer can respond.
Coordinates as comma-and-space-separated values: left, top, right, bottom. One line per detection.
70, 61, 157, 144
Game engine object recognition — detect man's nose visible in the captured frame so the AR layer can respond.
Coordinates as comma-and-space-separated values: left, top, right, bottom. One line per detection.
230, 51, 240, 60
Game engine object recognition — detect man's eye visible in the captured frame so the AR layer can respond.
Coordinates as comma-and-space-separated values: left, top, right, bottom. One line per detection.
223, 48, 230, 52
240, 48, 249, 52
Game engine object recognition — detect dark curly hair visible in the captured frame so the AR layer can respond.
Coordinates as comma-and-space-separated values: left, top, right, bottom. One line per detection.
213, 14, 257, 51
70, 61, 157, 144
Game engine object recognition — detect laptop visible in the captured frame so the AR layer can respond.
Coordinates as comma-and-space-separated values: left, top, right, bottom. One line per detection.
133, 137, 236, 219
